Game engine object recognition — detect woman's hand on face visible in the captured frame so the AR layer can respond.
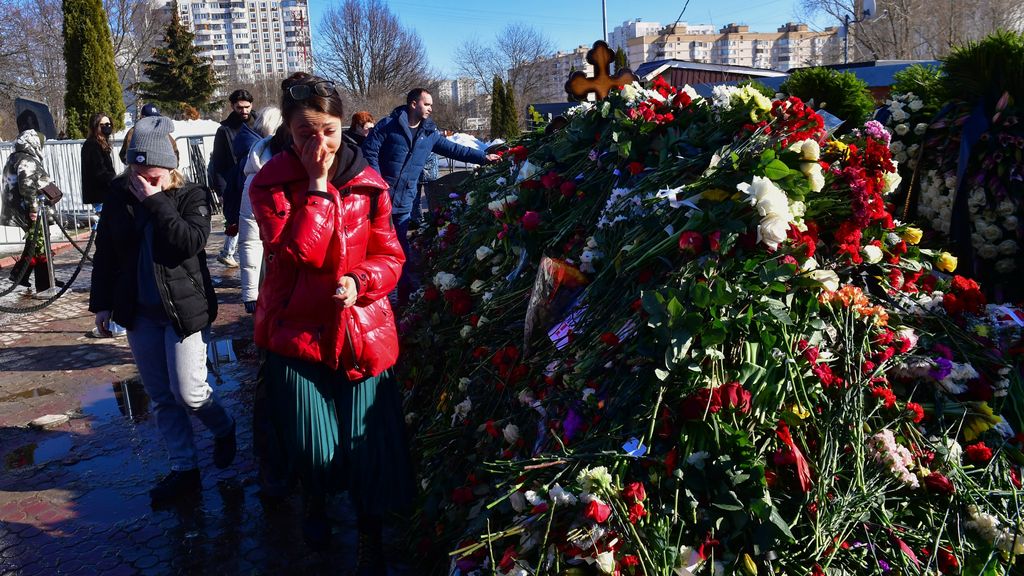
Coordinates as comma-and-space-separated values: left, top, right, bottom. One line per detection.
301, 134, 334, 191
333, 276, 358, 308
130, 171, 162, 202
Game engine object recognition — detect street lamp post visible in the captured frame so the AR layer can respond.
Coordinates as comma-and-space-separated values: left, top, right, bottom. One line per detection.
602, 0, 608, 42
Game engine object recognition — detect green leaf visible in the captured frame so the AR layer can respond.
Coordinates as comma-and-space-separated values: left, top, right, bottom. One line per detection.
692, 283, 712, 309
764, 159, 792, 180
667, 297, 684, 320
768, 508, 797, 542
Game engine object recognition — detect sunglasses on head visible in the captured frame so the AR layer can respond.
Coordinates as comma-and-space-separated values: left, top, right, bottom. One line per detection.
287, 81, 337, 100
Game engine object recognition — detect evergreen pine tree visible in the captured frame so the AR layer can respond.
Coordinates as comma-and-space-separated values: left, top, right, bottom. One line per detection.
502, 85, 518, 138
137, 3, 220, 117
490, 76, 507, 140
62, 0, 127, 138
614, 47, 630, 72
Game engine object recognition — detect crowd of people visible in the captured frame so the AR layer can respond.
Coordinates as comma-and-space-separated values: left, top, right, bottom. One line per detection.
1, 72, 498, 572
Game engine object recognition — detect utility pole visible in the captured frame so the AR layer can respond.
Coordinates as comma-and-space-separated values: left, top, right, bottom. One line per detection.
602, 0, 608, 42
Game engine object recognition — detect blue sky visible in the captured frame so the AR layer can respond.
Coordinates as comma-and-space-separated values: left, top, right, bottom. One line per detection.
307, 0, 837, 77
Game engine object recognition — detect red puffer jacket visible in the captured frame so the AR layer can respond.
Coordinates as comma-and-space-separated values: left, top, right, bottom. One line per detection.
249, 150, 405, 380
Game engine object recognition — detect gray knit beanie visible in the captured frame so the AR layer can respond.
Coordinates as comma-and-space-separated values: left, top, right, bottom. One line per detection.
127, 116, 177, 169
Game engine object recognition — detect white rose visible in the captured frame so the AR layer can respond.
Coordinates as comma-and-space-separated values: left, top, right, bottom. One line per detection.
996, 259, 1017, 274
891, 108, 909, 122
595, 551, 616, 575
460, 325, 473, 339
982, 224, 1003, 242
908, 99, 924, 112
801, 257, 819, 272
979, 244, 999, 259
1004, 216, 1019, 231
997, 200, 1016, 216
801, 161, 825, 192
754, 187, 790, 217
809, 269, 840, 292
914, 123, 928, 135
998, 239, 1019, 256
862, 244, 883, 264
890, 141, 905, 154
476, 246, 495, 261
801, 140, 820, 161
502, 423, 520, 444
757, 213, 791, 250
895, 123, 909, 136
882, 169, 903, 195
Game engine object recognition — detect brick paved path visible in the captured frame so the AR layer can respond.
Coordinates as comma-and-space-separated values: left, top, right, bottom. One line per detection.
0, 226, 414, 575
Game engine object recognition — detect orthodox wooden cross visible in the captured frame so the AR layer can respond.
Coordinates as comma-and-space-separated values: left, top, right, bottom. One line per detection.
564, 40, 637, 101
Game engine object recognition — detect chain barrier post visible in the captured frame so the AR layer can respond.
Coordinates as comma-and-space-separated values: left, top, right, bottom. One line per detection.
37, 196, 57, 295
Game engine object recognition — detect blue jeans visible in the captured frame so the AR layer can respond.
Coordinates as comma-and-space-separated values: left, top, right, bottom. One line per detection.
391, 212, 419, 308
127, 315, 234, 471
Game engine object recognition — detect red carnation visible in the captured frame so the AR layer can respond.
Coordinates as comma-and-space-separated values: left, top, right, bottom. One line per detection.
509, 146, 528, 163
678, 231, 704, 257
627, 161, 645, 175
584, 499, 612, 523
965, 441, 993, 464
444, 288, 473, 316
871, 386, 896, 408
599, 332, 620, 347
622, 481, 646, 503
905, 402, 924, 423
521, 211, 541, 231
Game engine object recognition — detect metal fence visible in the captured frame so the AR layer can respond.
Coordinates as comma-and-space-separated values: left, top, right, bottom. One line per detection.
0, 133, 217, 248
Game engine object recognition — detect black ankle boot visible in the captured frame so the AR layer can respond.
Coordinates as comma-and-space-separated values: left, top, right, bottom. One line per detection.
355, 514, 386, 576
33, 261, 52, 292
302, 495, 330, 552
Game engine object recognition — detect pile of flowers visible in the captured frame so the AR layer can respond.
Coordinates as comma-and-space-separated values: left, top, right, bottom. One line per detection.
398, 78, 1024, 575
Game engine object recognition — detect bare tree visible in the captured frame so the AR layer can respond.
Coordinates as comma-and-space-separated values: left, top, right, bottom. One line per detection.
315, 0, 430, 115
105, 0, 169, 116
454, 23, 555, 121
0, 0, 67, 138
801, 0, 1024, 61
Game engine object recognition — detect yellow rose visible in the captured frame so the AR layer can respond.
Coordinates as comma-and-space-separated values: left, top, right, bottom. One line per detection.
936, 252, 958, 273
901, 227, 923, 245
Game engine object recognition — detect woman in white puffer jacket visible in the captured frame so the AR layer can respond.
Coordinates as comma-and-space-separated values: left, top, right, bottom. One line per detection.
238, 107, 288, 312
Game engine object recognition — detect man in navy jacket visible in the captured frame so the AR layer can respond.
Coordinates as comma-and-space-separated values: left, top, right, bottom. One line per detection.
363, 88, 499, 308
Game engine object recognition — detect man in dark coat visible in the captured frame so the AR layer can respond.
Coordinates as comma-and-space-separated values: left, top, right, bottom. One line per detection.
209, 89, 258, 267
362, 88, 498, 307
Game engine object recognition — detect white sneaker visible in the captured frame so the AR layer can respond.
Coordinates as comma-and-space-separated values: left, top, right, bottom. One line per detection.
32, 287, 61, 300
217, 255, 239, 268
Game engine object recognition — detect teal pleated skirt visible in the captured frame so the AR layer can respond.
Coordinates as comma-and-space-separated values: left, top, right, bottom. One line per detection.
260, 352, 415, 515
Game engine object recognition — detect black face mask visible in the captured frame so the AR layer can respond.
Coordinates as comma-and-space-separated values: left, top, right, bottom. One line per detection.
100, 125, 113, 136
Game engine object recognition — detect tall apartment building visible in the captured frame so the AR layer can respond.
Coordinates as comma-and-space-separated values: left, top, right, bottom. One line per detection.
627, 22, 840, 71
523, 45, 596, 103
608, 19, 665, 53
175, 0, 312, 83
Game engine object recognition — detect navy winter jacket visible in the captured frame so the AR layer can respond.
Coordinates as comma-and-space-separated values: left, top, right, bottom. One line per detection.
362, 106, 487, 216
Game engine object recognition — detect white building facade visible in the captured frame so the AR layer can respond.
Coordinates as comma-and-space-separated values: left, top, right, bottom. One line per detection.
175, 0, 312, 83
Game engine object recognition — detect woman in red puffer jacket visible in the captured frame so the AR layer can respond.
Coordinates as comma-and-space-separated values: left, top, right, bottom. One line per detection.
248, 72, 410, 572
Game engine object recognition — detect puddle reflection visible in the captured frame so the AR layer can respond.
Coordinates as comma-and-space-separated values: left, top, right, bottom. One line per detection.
4, 434, 73, 470
79, 378, 151, 423
0, 387, 56, 403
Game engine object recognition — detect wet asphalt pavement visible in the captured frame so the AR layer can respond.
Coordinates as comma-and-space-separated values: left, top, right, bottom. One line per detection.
0, 229, 416, 575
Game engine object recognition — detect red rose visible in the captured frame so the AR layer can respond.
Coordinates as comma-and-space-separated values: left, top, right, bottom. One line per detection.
584, 499, 612, 523
444, 288, 473, 316
678, 231, 704, 257
424, 285, 441, 302
627, 161, 645, 175
599, 332, 620, 347
622, 481, 646, 503
509, 146, 528, 163
965, 441, 993, 464
559, 181, 577, 198
719, 381, 752, 413
540, 171, 562, 190
707, 230, 721, 252
923, 472, 955, 495
521, 211, 541, 231
452, 486, 475, 505
937, 549, 959, 574
627, 501, 647, 524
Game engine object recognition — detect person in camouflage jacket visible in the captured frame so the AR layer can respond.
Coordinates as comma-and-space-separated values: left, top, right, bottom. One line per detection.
2, 129, 55, 293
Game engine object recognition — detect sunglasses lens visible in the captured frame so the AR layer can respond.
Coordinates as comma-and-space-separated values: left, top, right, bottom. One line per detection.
315, 82, 336, 97
289, 85, 311, 99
